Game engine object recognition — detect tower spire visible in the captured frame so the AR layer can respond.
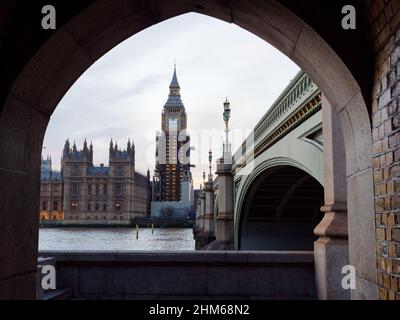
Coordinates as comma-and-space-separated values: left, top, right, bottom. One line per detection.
109, 138, 114, 151
169, 63, 180, 92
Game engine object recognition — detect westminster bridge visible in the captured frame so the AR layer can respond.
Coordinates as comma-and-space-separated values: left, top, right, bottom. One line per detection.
194, 70, 351, 299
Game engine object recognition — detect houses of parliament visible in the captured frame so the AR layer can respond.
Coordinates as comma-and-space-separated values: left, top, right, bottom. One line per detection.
40, 66, 193, 221
40, 138, 151, 221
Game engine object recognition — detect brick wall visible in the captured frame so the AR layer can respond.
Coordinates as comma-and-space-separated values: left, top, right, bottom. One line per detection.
364, 0, 400, 52
369, 0, 400, 300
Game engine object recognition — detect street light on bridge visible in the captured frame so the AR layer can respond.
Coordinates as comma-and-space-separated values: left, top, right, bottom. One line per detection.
208, 150, 213, 182
222, 98, 232, 163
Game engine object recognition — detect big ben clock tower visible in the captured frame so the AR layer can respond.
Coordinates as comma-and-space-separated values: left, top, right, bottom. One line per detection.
154, 65, 191, 202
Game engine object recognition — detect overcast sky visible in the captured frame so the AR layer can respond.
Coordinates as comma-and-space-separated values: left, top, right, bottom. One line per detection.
43, 12, 299, 188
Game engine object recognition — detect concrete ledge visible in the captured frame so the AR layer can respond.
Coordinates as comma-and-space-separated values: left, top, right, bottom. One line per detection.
204, 240, 235, 250
39, 251, 315, 300
40, 250, 314, 265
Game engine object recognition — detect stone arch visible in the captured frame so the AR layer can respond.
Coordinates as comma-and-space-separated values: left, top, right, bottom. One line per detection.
238, 165, 324, 250
0, 0, 376, 299
234, 156, 323, 245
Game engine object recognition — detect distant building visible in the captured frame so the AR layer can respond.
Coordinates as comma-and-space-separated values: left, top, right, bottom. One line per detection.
153, 66, 192, 202
39, 139, 151, 221
151, 66, 194, 218
39, 155, 64, 220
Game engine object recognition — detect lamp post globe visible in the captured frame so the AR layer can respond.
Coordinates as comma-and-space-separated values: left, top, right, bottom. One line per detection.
223, 98, 231, 125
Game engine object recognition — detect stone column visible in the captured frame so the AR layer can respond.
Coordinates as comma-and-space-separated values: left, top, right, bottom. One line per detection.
193, 197, 202, 237
207, 160, 234, 249
194, 190, 208, 249
199, 190, 205, 229
195, 182, 216, 249
204, 182, 215, 237
314, 95, 349, 300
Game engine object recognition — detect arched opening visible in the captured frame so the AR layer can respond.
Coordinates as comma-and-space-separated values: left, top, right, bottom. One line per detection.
38, 12, 299, 252
0, 0, 377, 299
239, 166, 324, 250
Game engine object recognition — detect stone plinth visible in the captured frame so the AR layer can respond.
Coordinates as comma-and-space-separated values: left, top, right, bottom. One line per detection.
208, 160, 234, 249
196, 182, 216, 249
194, 190, 212, 249
314, 204, 349, 300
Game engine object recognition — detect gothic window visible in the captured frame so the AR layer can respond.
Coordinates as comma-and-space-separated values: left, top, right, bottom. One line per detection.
53, 201, 58, 211
116, 165, 123, 176
116, 183, 123, 196
103, 203, 107, 211
95, 184, 100, 195
88, 184, 92, 195
103, 184, 108, 195
115, 202, 122, 210
71, 183, 79, 196
73, 165, 80, 176
87, 203, 91, 211
95, 203, 99, 211
41, 201, 47, 211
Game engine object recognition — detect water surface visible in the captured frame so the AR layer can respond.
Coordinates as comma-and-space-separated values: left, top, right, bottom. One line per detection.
39, 227, 195, 251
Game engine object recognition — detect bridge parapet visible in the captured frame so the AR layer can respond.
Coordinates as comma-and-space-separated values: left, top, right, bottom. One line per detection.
233, 71, 320, 171
39, 251, 315, 300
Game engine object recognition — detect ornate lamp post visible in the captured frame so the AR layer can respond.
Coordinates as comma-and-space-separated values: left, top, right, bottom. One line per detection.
222, 98, 232, 162
208, 150, 213, 182
208, 97, 234, 250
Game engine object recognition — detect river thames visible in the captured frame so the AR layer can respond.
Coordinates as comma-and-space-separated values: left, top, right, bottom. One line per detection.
39, 228, 195, 251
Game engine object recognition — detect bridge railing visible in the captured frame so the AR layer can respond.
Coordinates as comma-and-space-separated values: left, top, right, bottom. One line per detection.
233, 71, 319, 168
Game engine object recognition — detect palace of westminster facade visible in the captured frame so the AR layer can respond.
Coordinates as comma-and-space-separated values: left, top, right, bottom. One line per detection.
40, 66, 192, 221
40, 138, 151, 221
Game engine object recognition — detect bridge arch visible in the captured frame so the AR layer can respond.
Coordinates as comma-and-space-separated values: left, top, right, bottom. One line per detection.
233, 109, 324, 245
237, 165, 324, 250
0, 0, 376, 298
234, 152, 323, 245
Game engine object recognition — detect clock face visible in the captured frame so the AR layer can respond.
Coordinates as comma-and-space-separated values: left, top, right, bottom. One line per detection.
168, 117, 178, 130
